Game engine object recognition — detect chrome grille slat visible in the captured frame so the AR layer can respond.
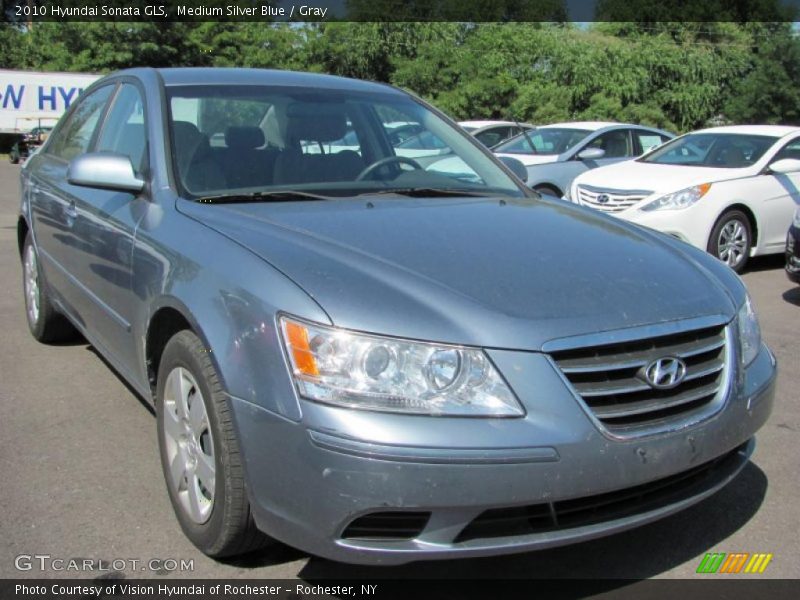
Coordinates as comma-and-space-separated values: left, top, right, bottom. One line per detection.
551, 323, 730, 434
576, 185, 652, 213
591, 382, 720, 419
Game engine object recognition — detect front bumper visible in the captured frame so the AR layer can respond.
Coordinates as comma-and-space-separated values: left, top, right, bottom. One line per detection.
786, 225, 800, 283
230, 344, 776, 565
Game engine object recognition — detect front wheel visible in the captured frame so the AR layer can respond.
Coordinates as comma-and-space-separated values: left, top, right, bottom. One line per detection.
156, 330, 271, 557
707, 210, 752, 273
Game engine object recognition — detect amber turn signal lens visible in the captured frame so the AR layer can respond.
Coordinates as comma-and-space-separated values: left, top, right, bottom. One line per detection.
284, 321, 319, 376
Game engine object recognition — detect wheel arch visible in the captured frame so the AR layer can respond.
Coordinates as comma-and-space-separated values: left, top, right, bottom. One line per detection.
531, 182, 564, 197
17, 215, 29, 259
144, 298, 219, 401
718, 203, 759, 248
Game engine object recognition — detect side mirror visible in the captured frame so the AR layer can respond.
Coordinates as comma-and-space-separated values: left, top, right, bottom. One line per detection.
768, 158, 800, 175
68, 152, 144, 193
498, 156, 528, 183
577, 147, 606, 161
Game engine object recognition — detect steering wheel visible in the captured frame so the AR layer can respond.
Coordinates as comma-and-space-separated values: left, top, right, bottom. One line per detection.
356, 156, 423, 181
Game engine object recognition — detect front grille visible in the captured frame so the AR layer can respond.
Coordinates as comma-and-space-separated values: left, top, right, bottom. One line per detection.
455, 444, 745, 543
341, 511, 430, 541
577, 185, 651, 212
551, 324, 729, 435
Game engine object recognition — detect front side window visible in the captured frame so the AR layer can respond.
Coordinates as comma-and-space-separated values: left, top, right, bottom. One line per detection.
585, 129, 633, 158
494, 128, 591, 156
166, 85, 525, 198
771, 138, 800, 162
642, 133, 776, 168
48, 85, 114, 161
96, 84, 147, 172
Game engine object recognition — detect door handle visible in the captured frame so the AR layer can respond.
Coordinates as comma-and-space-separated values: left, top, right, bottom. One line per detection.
65, 201, 78, 221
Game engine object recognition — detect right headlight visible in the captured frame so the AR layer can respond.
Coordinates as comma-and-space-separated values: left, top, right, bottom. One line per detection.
737, 294, 761, 367
279, 316, 524, 417
640, 183, 712, 212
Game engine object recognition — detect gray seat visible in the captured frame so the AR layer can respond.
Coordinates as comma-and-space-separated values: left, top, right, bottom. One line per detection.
223, 126, 275, 188
273, 103, 364, 185
172, 121, 225, 193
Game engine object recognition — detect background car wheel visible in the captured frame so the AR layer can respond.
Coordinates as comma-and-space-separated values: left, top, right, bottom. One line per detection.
707, 210, 753, 273
156, 330, 271, 558
533, 184, 563, 199
22, 232, 78, 343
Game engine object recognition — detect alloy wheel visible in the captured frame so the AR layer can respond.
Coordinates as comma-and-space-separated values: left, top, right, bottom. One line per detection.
162, 367, 216, 524
717, 219, 748, 269
24, 243, 40, 326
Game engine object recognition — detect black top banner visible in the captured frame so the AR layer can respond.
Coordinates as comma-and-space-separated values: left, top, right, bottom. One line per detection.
1, 0, 799, 23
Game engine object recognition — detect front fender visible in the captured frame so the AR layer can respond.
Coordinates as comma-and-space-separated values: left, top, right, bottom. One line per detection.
132, 193, 330, 421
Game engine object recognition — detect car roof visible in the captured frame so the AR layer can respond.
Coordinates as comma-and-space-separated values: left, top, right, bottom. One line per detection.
147, 67, 406, 96
690, 124, 800, 137
539, 121, 624, 131
459, 120, 519, 128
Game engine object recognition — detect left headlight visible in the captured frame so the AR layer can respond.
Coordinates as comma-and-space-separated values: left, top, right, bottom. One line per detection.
279, 316, 524, 417
640, 183, 712, 212
737, 294, 761, 367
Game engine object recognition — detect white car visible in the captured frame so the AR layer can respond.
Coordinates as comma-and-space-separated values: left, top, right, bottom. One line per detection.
569, 125, 800, 272
495, 122, 673, 197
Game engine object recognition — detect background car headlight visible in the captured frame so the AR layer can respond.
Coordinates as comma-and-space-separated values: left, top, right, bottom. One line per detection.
793, 207, 800, 228
737, 294, 761, 367
279, 317, 523, 416
640, 183, 711, 212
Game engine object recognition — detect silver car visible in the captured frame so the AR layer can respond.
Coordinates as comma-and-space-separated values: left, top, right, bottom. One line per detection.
19, 68, 774, 565
494, 121, 674, 197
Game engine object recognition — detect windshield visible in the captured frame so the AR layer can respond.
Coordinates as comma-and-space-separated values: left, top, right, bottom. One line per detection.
494, 127, 591, 155
166, 85, 525, 200
641, 133, 776, 168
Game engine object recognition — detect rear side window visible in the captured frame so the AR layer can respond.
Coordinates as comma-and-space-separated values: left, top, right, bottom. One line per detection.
48, 85, 114, 161
637, 132, 670, 154
96, 84, 147, 173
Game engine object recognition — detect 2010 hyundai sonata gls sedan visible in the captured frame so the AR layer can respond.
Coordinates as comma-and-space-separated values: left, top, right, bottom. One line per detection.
19, 68, 776, 565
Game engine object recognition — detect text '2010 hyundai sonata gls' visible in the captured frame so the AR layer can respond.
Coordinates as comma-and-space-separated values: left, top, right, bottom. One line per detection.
18, 68, 776, 565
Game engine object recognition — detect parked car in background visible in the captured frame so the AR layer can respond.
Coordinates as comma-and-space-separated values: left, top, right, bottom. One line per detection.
570, 125, 800, 272
787, 207, 800, 284
459, 120, 534, 148
494, 122, 674, 197
19, 68, 775, 565
9, 126, 53, 164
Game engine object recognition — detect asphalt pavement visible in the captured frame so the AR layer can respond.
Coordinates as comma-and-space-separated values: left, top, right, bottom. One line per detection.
0, 161, 798, 582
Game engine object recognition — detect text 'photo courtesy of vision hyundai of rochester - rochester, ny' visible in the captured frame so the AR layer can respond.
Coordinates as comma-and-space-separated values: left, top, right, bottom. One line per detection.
18, 68, 776, 564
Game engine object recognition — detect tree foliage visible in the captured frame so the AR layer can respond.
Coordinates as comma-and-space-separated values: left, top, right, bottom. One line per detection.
2, 19, 800, 133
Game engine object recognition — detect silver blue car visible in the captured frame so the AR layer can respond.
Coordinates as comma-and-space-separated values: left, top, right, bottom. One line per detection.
19, 68, 775, 565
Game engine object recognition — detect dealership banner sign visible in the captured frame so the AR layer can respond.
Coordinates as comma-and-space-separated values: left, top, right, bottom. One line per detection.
0, 69, 100, 133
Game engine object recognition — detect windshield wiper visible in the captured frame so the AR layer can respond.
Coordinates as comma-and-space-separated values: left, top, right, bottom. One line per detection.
357, 187, 496, 198
197, 190, 333, 204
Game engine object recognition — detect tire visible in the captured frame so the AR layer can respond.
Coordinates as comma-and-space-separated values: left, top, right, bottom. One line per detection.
21, 232, 79, 343
707, 210, 753, 273
156, 330, 271, 558
533, 184, 563, 199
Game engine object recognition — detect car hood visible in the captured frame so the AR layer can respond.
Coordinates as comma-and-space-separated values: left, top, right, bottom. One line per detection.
494, 153, 560, 167
574, 160, 750, 194
178, 196, 737, 350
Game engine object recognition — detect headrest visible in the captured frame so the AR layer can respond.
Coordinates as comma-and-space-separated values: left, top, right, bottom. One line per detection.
225, 126, 265, 150
171, 121, 207, 172
285, 102, 348, 142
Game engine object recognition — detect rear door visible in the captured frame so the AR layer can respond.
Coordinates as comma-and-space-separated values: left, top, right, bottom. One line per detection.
28, 83, 116, 322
